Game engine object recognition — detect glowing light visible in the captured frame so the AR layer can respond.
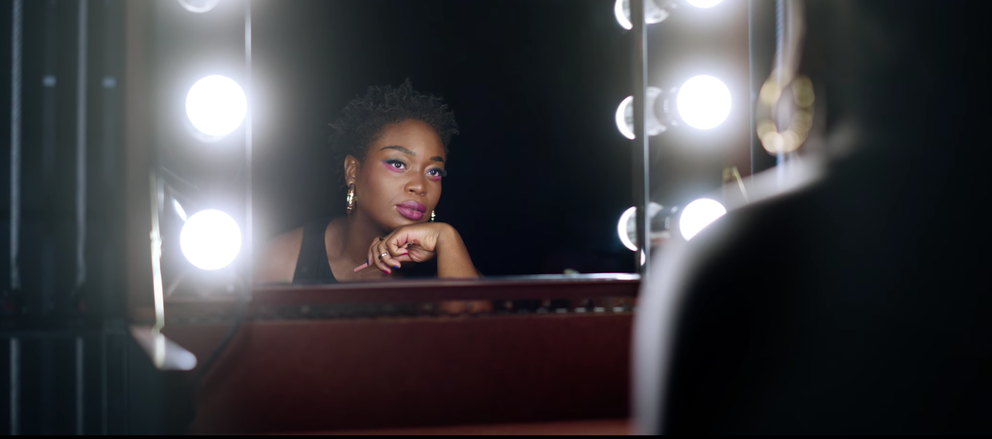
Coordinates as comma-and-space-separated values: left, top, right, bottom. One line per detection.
177, 0, 220, 13
614, 0, 671, 30
185, 75, 247, 140
676, 75, 732, 130
686, 0, 724, 8
615, 96, 636, 140
180, 209, 242, 270
172, 199, 188, 222
615, 87, 666, 140
618, 206, 638, 251
679, 198, 726, 241
614, 0, 633, 30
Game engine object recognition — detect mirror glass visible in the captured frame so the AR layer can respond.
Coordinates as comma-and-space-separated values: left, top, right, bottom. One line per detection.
149, 0, 752, 293
249, 0, 638, 284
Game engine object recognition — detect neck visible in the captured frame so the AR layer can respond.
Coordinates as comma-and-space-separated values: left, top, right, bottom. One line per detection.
335, 209, 390, 265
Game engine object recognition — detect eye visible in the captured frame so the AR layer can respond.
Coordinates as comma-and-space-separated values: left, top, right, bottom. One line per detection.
384, 159, 406, 170
427, 168, 447, 180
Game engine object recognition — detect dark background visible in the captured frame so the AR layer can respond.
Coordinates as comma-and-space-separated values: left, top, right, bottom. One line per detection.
248, 0, 750, 277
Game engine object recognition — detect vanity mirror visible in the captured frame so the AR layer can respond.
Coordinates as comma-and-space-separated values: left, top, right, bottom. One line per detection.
131, 0, 751, 307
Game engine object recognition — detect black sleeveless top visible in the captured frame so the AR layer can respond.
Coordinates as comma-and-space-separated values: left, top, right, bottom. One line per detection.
292, 219, 338, 284
291, 218, 437, 284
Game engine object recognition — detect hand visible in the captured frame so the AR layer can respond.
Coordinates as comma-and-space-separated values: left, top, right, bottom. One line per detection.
353, 223, 451, 274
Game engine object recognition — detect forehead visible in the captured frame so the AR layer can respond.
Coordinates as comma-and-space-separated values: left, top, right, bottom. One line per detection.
369, 119, 445, 159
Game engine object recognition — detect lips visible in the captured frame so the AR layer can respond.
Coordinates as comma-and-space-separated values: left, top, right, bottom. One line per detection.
396, 201, 427, 220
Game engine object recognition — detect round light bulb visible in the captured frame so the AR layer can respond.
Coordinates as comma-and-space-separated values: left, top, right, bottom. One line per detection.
180, 209, 242, 270
676, 75, 732, 130
615, 0, 671, 30
679, 198, 727, 241
185, 75, 247, 139
618, 206, 638, 251
615, 87, 666, 140
177, 0, 220, 13
615, 96, 636, 140
686, 0, 724, 8
614, 0, 633, 30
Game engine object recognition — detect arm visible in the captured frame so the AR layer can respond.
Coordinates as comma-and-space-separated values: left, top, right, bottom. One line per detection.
434, 224, 480, 278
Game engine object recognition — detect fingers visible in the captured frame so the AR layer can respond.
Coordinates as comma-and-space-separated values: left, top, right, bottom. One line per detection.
377, 240, 408, 273
352, 235, 413, 274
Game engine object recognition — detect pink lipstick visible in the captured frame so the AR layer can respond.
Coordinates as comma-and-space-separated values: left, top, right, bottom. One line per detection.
396, 201, 426, 220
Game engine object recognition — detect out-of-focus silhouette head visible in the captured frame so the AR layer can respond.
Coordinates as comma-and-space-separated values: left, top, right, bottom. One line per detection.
634, 1, 992, 435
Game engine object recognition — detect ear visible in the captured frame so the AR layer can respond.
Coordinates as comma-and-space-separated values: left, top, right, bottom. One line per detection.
344, 154, 360, 185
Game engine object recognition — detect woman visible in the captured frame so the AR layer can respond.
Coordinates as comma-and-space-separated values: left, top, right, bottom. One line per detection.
257, 80, 479, 284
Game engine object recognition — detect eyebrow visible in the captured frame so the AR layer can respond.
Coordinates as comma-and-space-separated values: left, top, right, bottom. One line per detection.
380, 145, 445, 163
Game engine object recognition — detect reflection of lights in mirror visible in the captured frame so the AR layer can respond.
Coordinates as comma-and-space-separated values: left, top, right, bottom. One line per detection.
685, 0, 724, 8
676, 75, 732, 130
614, 0, 672, 30
618, 206, 638, 251
185, 75, 247, 140
679, 198, 726, 240
616, 87, 668, 140
177, 0, 220, 14
172, 198, 188, 222
618, 202, 664, 252
180, 209, 242, 270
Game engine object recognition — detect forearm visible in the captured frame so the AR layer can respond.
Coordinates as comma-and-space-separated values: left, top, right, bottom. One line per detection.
435, 224, 480, 278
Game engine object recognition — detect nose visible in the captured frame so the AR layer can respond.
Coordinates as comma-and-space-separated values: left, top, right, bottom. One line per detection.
404, 175, 427, 196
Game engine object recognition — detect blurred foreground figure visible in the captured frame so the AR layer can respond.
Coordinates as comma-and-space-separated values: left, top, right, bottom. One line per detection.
634, 1, 992, 434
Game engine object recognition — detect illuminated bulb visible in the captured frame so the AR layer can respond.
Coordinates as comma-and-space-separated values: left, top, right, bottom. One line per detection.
172, 199, 188, 222
614, 0, 671, 30
615, 87, 666, 140
686, 0, 724, 8
676, 75, 732, 130
177, 0, 220, 13
615, 96, 636, 140
180, 209, 242, 270
618, 206, 638, 251
185, 75, 247, 140
618, 203, 664, 251
679, 198, 726, 241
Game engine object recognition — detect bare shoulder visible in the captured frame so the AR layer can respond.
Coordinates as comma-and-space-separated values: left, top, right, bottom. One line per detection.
254, 227, 304, 284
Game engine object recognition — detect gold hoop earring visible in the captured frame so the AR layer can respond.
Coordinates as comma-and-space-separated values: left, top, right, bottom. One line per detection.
346, 183, 356, 214
430, 210, 436, 222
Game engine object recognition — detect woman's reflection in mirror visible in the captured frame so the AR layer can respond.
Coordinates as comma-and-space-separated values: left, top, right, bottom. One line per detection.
256, 80, 481, 287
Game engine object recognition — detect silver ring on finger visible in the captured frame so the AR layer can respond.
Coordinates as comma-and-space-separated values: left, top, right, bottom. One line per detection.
378, 252, 389, 260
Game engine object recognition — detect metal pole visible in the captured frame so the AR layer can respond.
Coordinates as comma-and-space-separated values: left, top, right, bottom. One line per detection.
631, 0, 650, 276
42, 0, 58, 314
10, 338, 20, 436
10, 0, 22, 293
150, 171, 165, 333
76, 0, 90, 294
76, 337, 85, 435
244, 0, 253, 297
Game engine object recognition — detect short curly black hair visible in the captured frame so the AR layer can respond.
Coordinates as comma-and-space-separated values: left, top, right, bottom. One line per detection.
328, 79, 459, 184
